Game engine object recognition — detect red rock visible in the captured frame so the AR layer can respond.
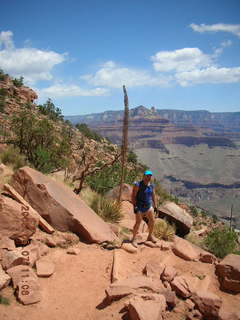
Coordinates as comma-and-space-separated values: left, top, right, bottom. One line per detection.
170, 275, 199, 298
0, 265, 11, 289
128, 294, 166, 320
17, 278, 41, 305
106, 276, 166, 302
161, 265, 177, 282
219, 305, 240, 320
216, 254, 240, 293
7, 265, 37, 288
172, 236, 199, 261
121, 243, 138, 254
199, 251, 217, 264
67, 248, 80, 255
1, 249, 30, 270
0, 236, 15, 250
191, 290, 222, 320
3, 183, 54, 234
11, 167, 116, 244
143, 261, 165, 279
158, 201, 193, 236
0, 195, 38, 244
36, 258, 55, 277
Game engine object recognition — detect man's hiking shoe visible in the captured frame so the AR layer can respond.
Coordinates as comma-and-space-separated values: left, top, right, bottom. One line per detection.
147, 236, 157, 244
131, 240, 138, 248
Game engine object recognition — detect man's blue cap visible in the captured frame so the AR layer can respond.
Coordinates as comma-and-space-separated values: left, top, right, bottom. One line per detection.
144, 170, 153, 176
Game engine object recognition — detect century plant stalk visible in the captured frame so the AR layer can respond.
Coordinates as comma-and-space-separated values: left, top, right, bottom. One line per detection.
118, 85, 129, 202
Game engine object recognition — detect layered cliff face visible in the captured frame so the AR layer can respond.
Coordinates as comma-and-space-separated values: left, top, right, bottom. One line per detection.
65, 105, 238, 150
65, 106, 240, 227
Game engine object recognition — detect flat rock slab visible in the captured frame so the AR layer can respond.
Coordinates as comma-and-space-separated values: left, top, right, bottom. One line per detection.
17, 278, 41, 305
127, 294, 167, 320
1, 249, 29, 270
172, 236, 199, 261
11, 166, 117, 244
7, 265, 38, 288
36, 258, 55, 277
0, 195, 38, 244
3, 183, 54, 234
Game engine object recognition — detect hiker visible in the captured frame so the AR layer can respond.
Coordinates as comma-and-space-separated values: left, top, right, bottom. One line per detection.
131, 170, 157, 247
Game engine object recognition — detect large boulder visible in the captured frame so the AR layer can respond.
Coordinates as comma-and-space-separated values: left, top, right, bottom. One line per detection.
191, 290, 222, 320
216, 254, 240, 293
172, 236, 199, 261
0, 195, 38, 244
158, 201, 193, 236
10, 166, 116, 244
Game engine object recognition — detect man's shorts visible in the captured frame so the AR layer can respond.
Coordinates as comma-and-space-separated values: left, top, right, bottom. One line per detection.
134, 205, 153, 214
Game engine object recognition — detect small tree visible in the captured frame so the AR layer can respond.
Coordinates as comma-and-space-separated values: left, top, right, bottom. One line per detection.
13, 76, 24, 87
72, 138, 120, 195
38, 98, 63, 121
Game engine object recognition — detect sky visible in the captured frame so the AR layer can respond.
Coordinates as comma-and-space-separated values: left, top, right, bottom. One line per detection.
1, 0, 240, 115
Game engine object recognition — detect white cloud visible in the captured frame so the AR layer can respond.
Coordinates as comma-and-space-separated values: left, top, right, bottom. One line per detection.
151, 48, 212, 72
82, 60, 170, 88
0, 30, 14, 50
0, 30, 66, 84
151, 45, 240, 86
175, 67, 240, 86
38, 84, 109, 98
190, 23, 240, 38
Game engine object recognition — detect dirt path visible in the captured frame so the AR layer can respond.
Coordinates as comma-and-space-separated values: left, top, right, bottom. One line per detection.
0, 243, 123, 320
1, 242, 240, 320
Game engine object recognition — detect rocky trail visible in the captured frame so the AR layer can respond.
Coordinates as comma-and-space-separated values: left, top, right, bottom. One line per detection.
0, 165, 240, 320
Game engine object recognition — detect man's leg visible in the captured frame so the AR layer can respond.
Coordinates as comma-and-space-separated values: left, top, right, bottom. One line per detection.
146, 207, 156, 242
131, 212, 143, 247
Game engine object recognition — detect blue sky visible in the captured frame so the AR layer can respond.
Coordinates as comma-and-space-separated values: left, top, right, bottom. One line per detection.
1, 0, 240, 115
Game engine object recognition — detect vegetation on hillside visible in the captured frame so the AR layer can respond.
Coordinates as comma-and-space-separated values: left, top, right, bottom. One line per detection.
38, 98, 64, 122
9, 110, 71, 173
86, 161, 143, 194
76, 123, 104, 142
204, 226, 239, 258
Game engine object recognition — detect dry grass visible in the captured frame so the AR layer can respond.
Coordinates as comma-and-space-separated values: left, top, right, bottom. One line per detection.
153, 218, 175, 241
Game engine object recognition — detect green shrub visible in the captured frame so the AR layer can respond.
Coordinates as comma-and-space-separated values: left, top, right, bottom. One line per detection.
153, 218, 175, 241
190, 205, 199, 217
0, 99, 5, 113
13, 76, 24, 87
204, 226, 238, 258
127, 150, 138, 163
90, 193, 122, 223
10, 111, 71, 173
38, 98, 63, 121
0, 146, 26, 170
86, 162, 141, 194
0, 295, 10, 305
76, 123, 103, 142
0, 69, 6, 81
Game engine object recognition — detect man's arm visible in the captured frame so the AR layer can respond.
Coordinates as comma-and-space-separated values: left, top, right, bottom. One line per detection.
152, 189, 157, 209
132, 185, 139, 206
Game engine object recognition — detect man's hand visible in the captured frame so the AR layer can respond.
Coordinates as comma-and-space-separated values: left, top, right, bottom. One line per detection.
134, 206, 138, 214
